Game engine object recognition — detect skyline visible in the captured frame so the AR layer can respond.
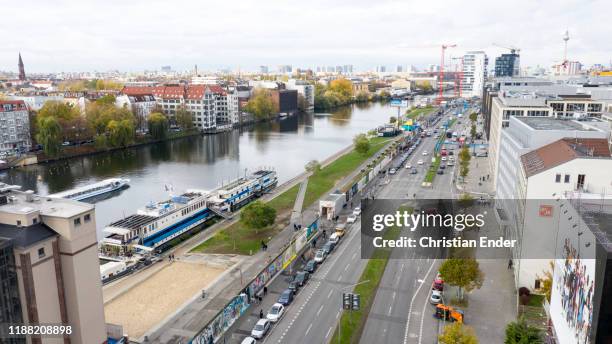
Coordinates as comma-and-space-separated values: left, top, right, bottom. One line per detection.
1, 0, 610, 73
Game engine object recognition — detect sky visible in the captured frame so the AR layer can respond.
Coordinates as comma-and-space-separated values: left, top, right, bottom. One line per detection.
1, 0, 610, 73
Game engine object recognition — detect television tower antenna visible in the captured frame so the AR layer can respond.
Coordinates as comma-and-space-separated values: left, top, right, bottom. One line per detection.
563, 30, 570, 62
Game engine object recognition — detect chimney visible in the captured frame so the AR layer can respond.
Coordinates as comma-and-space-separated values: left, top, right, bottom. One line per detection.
25, 190, 35, 202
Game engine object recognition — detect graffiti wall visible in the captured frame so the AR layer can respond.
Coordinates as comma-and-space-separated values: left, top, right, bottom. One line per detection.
191, 293, 249, 344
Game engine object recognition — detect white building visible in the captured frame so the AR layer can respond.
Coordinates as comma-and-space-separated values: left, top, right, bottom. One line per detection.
115, 94, 156, 131
551, 60, 583, 76
0, 100, 31, 154
10, 94, 64, 111
512, 138, 612, 289
286, 79, 314, 111
461, 51, 488, 98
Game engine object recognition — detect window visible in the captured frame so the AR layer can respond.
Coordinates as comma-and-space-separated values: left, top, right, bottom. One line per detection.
74, 217, 81, 226
555, 174, 561, 183
564, 174, 570, 183
38, 247, 45, 258
16, 220, 21, 226
84, 214, 91, 222
33, 217, 38, 224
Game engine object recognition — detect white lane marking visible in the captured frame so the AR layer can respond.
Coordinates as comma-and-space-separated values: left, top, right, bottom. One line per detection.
404, 259, 437, 344
316, 304, 324, 316
305, 323, 313, 335
325, 327, 332, 338
344, 263, 350, 272
336, 311, 340, 319
327, 289, 333, 299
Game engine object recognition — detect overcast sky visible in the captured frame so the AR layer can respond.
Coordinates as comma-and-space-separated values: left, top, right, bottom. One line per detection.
1, 0, 609, 73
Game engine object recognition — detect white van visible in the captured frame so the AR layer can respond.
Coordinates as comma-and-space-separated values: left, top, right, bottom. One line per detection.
329, 232, 340, 245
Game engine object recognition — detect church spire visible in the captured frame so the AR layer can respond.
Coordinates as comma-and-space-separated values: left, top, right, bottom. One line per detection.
18, 53, 26, 81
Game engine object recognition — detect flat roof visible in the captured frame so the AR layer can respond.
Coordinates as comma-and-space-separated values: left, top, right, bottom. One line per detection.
516, 117, 593, 131
0, 223, 57, 248
0, 190, 93, 218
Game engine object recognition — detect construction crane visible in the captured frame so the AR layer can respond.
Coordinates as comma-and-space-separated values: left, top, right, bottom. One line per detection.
492, 43, 521, 55
437, 44, 456, 104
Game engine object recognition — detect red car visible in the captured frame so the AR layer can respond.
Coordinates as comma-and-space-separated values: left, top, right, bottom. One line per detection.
433, 278, 444, 291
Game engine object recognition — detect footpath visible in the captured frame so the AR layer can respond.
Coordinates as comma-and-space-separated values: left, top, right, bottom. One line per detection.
139, 137, 401, 343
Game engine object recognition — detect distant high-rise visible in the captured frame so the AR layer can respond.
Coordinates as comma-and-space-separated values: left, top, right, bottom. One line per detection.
18, 53, 26, 80
461, 51, 488, 98
494, 53, 520, 77
259, 65, 269, 74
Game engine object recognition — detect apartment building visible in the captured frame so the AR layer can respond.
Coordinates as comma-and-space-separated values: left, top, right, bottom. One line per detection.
0, 100, 31, 155
0, 184, 106, 344
9, 94, 64, 111
286, 79, 314, 111
461, 51, 488, 98
546, 94, 605, 119
512, 138, 612, 289
115, 92, 157, 131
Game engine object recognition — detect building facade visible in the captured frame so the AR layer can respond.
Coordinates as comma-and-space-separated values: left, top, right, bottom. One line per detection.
0, 100, 31, 155
286, 80, 314, 111
461, 51, 488, 98
494, 53, 520, 77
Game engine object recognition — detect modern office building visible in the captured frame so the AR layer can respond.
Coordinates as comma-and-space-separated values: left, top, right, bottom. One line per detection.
0, 184, 107, 344
494, 53, 520, 77
0, 100, 31, 155
461, 51, 488, 98
286, 79, 314, 111
271, 89, 298, 114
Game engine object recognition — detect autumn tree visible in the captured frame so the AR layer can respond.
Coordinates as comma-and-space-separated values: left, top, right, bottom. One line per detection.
439, 323, 478, 344
353, 133, 371, 155
148, 112, 169, 140
245, 88, 275, 119
37, 101, 83, 141
175, 106, 194, 130
36, 116, 63, 157
438, 258, 484, 300
328, 78, 353, 100
107, 120, 134, 147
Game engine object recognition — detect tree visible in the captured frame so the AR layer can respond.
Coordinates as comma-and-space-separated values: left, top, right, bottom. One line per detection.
245, 88, 275, 119
378, 90, 391, 99
94, 134, 108, 149
107, 119, 134, 147
353, 133, 370, 155
240, 201, 277, 233
470, 124, 477, 139
36, 116, 63, 157
297, 94, 308, 112
420, 81, 434, 93
389, 116, 397, 124
469, 112, 478, 123
504, 318, 543, 344
305, 160, 321, 174
328, 78, 353, 99
148, 112, 169, 140
96, 94, 117, 105
86, 101, 135, 135
438, 258, 484, 300
537, 261, 554, 302
439, 323, 478, 344
356, 91, 369, 102
175, 107, 194, 130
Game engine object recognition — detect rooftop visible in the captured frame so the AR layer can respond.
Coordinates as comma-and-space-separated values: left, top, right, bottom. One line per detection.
521, 138, 611, 177
497, 95, 548, 107
0, 223, 57, 248
516, 117, 595, 131
0, 188, 94, 218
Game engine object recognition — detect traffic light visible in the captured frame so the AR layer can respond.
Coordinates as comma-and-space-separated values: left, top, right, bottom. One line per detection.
343, 293, 353, 310
352, 294, 360, 310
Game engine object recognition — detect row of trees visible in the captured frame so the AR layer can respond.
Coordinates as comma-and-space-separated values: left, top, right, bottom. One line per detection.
57, 79, 124, 92
438, 318, 543, 344
459, 146, 471, 179
34, 96, 183, 157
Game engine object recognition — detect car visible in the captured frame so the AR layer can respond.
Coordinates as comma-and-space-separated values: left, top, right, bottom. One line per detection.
405, 164, 412, 169
433, 278, 444, 291
241, 337, 257, 344
314, 249, 326, 263
430, 290, 443, 304
437, 169, 444, 175
417, 159, 424, 165
441, 157, 447, 161
346, 214, 357, 223
278, 289, 294, 305
448, 156, 454, 161
422, 151, 428, 156
353, 207, 361, 216
410, 168, 418, 174
335, 223, 346, 237
294, 271, 310, 286
448, 151, 454, 156
251, 319, 271, 339
267, 303, 285, 322
305, 259, 317, 273
322, 242, 334, 255
447, 161, 454, 166
389, 168, 397, 175
439, 164, 446, 169
328, 232, 340, 245
288, 281, 299, 293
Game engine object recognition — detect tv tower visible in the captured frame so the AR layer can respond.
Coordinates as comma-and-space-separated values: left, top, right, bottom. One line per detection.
563, 30, 570, 62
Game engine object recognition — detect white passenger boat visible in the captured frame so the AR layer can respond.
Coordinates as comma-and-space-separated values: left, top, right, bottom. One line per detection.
48, 178, 130, 201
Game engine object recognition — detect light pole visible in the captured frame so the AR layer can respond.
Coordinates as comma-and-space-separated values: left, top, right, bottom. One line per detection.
334, 279, 369, 344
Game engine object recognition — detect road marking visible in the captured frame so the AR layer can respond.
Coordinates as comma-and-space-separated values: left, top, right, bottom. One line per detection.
404, 259, 437, 344
327, 289, 333, 299
336, 311, 340, 319
305, 323, 312, 335
325, 326, 332, 338
316, 304, 324, 316
352, 252, 357, 260
338, 274, 343, 281
344, 263, 350, 272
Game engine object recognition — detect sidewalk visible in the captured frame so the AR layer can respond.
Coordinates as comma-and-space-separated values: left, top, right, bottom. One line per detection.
140, 137, 402, 343
455, 149, 494, 196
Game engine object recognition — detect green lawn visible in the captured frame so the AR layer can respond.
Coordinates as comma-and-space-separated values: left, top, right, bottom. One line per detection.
405, 106, 435, 120
190, 184, 300, 254
424, 156, 441, 183
330, 208, 407, 343
301, 136, 393, 209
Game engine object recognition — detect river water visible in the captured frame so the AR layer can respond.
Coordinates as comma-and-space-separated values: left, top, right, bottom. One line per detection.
0, 102, 398, 237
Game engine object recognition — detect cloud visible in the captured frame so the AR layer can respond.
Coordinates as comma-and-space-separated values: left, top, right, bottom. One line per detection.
1, 0, 608, 72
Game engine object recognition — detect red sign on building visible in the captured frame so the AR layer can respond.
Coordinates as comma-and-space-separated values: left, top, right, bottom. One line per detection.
539, 205, 553, 217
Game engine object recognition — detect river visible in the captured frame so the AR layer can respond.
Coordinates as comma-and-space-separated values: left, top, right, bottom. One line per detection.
0, 102, 400, 238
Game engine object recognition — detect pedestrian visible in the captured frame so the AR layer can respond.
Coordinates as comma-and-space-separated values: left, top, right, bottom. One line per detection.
259, 309, 264, 319
264, 286, 268, 296
322, 229, 327, 239
508, 259, 513, 269
487, 174, 490, 180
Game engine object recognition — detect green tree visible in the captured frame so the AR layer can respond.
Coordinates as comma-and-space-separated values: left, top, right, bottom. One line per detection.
94, 134, 108, 149
107, 119, 134, 147
355, 91, 369, 102
353, 133, 370, 155
148, 112, 169, 140
297, 94, 308, 112
38, 101, 80, 122
471, 124, 477, 139
504, 318, 543, 344
36, 116, 63, 157
96, 94, 117, 105
86, 101, 135, 135
305, 160, 321, 174
240, 201, 277, 233
439, 323, 478, 344
245, 88, 275, 119
420, 81, 434, 93
175, 107, 194, 130
389, 116, 397, 124
469, 112, 478, 123
379, 90, 391, 99
438, 258, 484, 300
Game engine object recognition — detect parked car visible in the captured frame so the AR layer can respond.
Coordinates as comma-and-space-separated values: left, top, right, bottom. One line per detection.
422, 151, 428, 156
278, 289, 294, 306
430, 290, 443, 304
267, 303, 285, 322
328, 232, 340, 245
353, 207, 361, 216
305, 259, 317, 273
347, 214, 357, 223
314, 249, 327, 263
417, 159, 424, 165
437, 169, 444, 175
405, 164, 412, 169
241, 337, 257, 344
294, 271, 310, 286
389, 168, 397, 175
410, 168, 418, 174
288, 281, 299, 294
441, 156, 447, 161
251, 319, 270, 339
322, 242, 334, 254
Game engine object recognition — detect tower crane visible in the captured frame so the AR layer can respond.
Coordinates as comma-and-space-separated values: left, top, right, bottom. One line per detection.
492, 43, 521, 55
437, 44, 456, 104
